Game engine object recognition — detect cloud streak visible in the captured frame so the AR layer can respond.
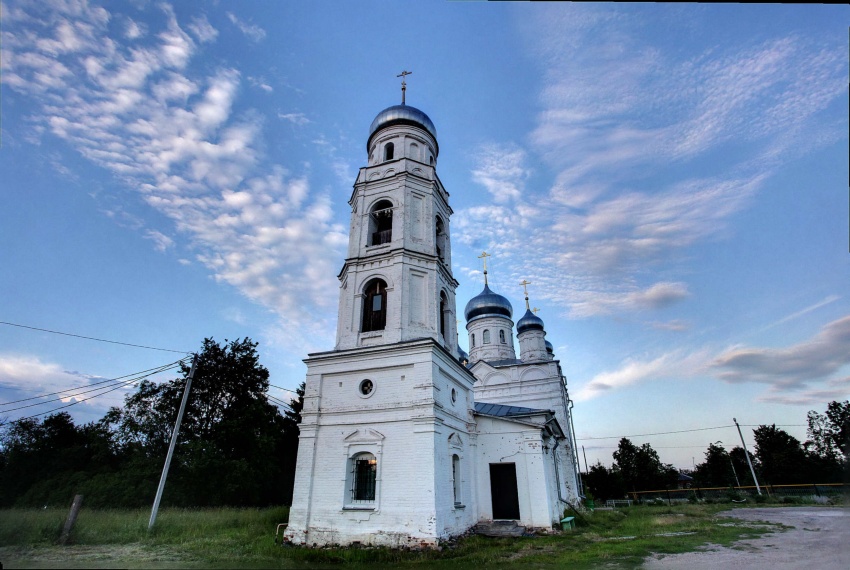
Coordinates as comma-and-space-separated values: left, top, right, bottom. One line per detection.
3, 2, 345, 352
454, 5, 846, 319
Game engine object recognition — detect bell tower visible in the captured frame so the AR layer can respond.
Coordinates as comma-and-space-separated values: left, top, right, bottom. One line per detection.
286, 84, 477, 547
335, 98, 459, 355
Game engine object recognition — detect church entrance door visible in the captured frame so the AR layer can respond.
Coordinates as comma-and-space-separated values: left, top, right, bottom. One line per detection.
489, 463, 520, 520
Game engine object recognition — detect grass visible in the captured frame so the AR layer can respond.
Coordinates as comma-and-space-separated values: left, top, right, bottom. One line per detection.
0, 503, 795, 568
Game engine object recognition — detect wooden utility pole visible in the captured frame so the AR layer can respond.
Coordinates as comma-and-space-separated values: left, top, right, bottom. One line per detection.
59, 494, 84, 545
149, 354, 197, 530
733, 417, 762, 495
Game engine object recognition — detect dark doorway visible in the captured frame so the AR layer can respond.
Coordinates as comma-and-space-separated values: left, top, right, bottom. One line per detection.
489, 463, 520, 520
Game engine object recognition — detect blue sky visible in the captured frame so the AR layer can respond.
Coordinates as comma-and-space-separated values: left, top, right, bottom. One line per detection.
1, 1, 848, 470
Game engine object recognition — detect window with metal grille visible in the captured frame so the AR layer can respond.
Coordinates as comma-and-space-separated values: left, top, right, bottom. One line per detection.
350, 453, 377, 502
499, 329, 506, 344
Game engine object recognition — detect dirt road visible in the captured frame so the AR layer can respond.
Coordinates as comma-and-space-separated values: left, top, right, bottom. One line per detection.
643, 507, 849, 569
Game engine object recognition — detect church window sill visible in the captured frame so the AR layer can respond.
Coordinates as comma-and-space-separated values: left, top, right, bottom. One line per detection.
453, 503, 465, 510
343, 506, 376, 511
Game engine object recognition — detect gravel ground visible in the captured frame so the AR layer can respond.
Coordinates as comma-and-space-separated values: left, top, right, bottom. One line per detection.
642, 507, 849, 570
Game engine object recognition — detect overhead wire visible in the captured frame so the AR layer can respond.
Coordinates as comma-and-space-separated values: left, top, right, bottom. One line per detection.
2, 358, 190, 423
0, 320, 191, 354
0, 361, 184, 413
0, 358, 190, 406
576, 423, 809, 441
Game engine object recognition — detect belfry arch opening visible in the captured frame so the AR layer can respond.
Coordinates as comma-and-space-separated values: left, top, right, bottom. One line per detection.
384, 142, 394, 161
361, 278, 388, 333
435, 216, 446, 261
440, 291, 448, 338
369, 200, 393, 246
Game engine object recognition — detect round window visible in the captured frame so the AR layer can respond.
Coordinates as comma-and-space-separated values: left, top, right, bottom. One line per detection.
359, 379, 374, 397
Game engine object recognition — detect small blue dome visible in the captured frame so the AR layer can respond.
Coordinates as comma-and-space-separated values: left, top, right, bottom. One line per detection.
545, 340, 554, 354
464, 284, 513, 323
367, 104, 438, 153
516, 308, 545, 334
457, 345, 469, 365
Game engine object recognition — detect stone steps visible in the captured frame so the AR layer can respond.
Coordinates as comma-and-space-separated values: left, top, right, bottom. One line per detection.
473, 520, 526, 537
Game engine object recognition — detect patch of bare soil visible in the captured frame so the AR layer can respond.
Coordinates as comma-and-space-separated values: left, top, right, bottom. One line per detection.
0, 544, 203, 569
642, 507, 850, 570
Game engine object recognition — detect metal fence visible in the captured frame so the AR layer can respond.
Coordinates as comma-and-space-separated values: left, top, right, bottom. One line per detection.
627, 482, 848, 502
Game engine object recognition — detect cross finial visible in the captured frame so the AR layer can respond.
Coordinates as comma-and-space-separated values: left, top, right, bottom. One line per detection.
478, 251, 490, 285
519, 279, 532, 310
397, 70, 412, 105
532, 307, 540, 315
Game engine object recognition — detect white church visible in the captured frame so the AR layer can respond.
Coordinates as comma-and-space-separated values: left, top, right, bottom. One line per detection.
284, 94, 582, 547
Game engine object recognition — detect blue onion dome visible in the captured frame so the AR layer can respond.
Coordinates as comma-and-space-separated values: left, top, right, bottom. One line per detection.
545, 340, 554, 354
367, 104, 438, 154
516, 308, 545, 335
464, 284, 513, 323
457, 345, 469, 366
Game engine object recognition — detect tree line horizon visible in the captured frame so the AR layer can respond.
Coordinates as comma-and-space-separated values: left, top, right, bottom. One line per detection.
1, 337, 847, 508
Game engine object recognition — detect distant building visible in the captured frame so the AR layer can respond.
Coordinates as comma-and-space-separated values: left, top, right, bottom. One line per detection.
285, 98, 581, 547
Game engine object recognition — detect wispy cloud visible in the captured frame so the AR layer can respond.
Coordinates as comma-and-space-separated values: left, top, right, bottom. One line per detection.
759, 295, 842, 332
278, 112, 310, 125
226, 11, 266, 42
3, 2, 345, 352
574, 349, 710, 401
454, 5, 847, 319
711, 314, 850, 391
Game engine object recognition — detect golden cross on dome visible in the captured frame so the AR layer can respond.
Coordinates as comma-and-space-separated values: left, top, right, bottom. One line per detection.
478, 251, 490, 285
397, 70, 412, 104
532, 307, 540, 315
519, 279, 532, 310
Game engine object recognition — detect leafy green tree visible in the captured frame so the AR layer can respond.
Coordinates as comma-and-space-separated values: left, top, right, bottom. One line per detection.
106, 338, 291, 506
582, 461, 626, 501
729, 446, 758, 486
806, 400, 850, 462
693, 442, 739, 488
612, 438, 678, 492
753, 424, 809, 485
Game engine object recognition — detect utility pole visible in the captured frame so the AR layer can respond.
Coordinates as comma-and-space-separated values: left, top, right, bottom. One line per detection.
582, 445, 589, 474
733, 418, 762, 495
149, 354, 198, 530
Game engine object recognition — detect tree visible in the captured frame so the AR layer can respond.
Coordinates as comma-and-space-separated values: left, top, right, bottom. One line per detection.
806, 400, 850, 462
693, 442, 739, 488
582, 461, 626, 501
753, 424, 809, 485
107, 338, 291, 506
612, 438, 678, 492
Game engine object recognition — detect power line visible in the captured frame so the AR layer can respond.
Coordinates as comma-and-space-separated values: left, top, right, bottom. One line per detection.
269, 383, 300, 395
2, 359, 189, 422
0, 358, 189, 406
577, 423, 810, 441
0, 321, 191, 354
0, 362, 183, 413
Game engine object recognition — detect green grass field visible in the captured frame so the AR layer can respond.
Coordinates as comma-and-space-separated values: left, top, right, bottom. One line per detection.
0, 504, 788, 568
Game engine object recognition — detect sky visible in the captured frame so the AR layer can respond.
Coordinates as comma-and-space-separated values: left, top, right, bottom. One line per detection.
1, 1, 848, 471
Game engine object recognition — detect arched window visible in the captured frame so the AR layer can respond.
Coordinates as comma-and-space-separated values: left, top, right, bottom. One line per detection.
362, 278, 388, 332
409, 142, 419, 160
384, 142, 394, 161
439, 291, 448, 337
471, 333, 475, 348
435, 217, 446, 261
349, 452, 377, 503
499, 329, 506, 344
369, 200, 393, 246
483, 329, 491, 344
452, 454, 461, 505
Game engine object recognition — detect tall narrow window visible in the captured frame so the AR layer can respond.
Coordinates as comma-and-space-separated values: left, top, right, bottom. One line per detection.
350, 452, 377, 503
384, 142, 394, 161
452, 454, 461, 505
439, 291, 447, 337
362, 279, 388, 332
435, 217, 446, 261
499, 329, 506, 344
471, 333, 475, 348
483, 329, 491, 344
369, 200, 393, 246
